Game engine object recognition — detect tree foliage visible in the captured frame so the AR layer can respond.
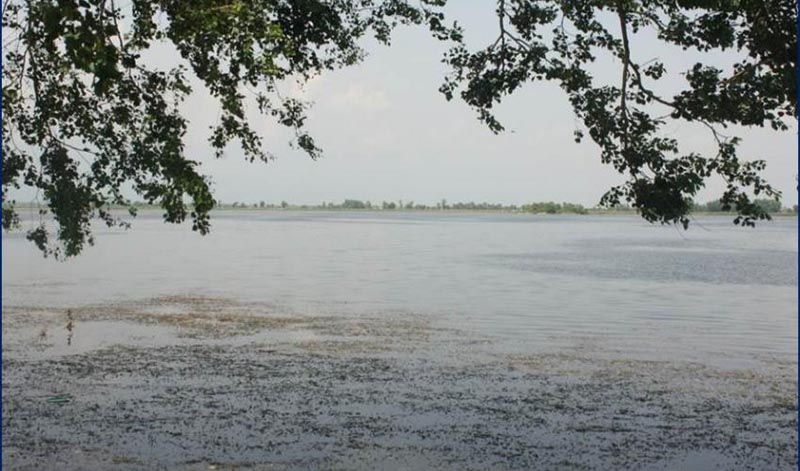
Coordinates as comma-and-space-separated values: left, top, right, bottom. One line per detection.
439, 0, 795, 230
2, 0, 456, 257
2, 0, 796, 257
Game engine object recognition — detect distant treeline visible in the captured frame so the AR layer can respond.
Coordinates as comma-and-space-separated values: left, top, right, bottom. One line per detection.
520, 202, 588, 214
205, 199, 593, 214
119, 198, 795, 214
218, 199, 523, 211
213, 199, 594, 213
691, 198, 789, 213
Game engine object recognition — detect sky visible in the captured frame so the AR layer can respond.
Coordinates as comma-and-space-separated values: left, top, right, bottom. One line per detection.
12, 4, 800, 208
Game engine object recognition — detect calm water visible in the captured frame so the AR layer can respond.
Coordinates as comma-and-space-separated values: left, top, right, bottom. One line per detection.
3, 211, 797, 367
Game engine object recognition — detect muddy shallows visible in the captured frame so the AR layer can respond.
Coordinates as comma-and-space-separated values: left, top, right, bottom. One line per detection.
2, 296, 796, 470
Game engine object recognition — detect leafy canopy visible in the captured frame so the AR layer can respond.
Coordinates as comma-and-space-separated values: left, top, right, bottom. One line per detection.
2, 0, 796, 257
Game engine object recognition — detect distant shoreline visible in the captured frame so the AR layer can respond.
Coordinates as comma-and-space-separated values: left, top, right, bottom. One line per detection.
9, 204, 799, 217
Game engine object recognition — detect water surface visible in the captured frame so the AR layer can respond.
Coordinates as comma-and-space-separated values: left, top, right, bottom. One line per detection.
4, 211, 796, 365
2, 211, 797, 470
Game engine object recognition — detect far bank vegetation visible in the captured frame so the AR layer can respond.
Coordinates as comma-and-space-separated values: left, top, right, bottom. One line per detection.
194, 198, 796, 216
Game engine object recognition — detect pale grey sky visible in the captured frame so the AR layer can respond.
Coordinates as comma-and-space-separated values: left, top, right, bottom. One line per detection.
185, 4, 797, 207
13, 4, 800, 207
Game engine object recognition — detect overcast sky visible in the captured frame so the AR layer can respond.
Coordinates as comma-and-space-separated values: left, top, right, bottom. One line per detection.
14, 4, 800, 207
185, 4, 796, 207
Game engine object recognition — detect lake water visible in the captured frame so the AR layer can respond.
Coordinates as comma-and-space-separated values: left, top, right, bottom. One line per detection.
2, 211, 797, 470
4, 211, 797, 366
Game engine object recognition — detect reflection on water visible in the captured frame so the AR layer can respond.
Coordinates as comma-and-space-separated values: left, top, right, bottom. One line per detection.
66, 309, 74, 346
490, 239, 795, 286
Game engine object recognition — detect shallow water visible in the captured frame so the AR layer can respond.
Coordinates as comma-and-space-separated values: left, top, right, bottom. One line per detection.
2, 211, 797, 469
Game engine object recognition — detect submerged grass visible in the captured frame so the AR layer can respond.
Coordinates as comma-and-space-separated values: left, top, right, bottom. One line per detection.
1, 295, 797, 470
